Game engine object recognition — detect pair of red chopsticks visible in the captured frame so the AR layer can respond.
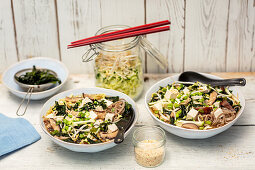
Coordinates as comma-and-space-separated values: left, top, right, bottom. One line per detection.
67, 20, 171, 49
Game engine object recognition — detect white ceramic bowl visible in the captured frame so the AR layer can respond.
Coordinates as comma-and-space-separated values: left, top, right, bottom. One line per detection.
40, 87, 138, 152
2, 57, 69, 100
145, 73, 245, 139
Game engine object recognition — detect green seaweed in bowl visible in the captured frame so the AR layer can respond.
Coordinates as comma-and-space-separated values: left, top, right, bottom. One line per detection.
15, 65, 61, 85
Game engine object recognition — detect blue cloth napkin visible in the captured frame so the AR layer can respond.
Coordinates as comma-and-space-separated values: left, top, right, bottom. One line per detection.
0, 113, 41, 157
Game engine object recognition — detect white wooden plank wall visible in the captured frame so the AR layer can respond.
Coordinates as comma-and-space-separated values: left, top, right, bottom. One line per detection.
185, 0, 229, 72
0, 0, 18, 73
0, 0, 254, 74
146, 0, 185, 73
226, 0, 255, 72
100, 0, 146, 72
57, 0, 101, 73
12, 0, 60, 60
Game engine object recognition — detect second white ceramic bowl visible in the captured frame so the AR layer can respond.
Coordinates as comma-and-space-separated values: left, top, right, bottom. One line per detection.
2, 57, 69, 100
145, 73, 245, 139
40, 87, 138, 152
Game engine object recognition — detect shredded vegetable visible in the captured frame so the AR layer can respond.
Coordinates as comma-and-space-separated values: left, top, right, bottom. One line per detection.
95, 51, 143, 99
148, 82, 241, 130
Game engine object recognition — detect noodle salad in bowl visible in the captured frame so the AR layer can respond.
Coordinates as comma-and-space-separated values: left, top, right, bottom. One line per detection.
145, 73, 245, 139
43, 93, 132, 144
40, 88, 138, 152
148, 82, 241, 130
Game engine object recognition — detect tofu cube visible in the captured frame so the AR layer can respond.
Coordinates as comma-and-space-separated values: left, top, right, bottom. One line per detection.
199, 86, 209, 93
105, 113, 115, 122
104, 99, 113, 107
213, 101, 220, 108
94, 119, 103, 127
186, 108, 199, 120
79, 97, 92, 108
152, 102, 163, 113
164, 89, 179, 100
89, 111, 98, 120
183, 87, 190, 94
108, 124, 118, 132
83, 97, 92, 103
213, 108, 223, 118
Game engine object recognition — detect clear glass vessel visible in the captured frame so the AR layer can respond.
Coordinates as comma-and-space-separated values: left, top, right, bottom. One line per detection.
84, 25, 168, 100
133, 126, 166, 168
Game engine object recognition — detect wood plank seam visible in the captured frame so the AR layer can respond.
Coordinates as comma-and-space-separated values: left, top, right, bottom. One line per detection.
224, 0, 230, 72
226, 0, 255, 72
182, 0, 187, 72
99, 0, 102, 27
0, 0, 253, 74
165, 0, 170, 73
54, 0, 62, 61
144, 0, 148, 73
10, 0, 19, 61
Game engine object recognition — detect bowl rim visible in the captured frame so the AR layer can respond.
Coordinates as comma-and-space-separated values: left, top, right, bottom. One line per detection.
1, 57, 69, 95
40, 87, 138, 147
144, 73, 245, 132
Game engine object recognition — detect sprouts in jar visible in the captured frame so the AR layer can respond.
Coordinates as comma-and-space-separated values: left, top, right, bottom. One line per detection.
95, 49, 143, 99
93, 25, 144, 100
84, 25, 168, 100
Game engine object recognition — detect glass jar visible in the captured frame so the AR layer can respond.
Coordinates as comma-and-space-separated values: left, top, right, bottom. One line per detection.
84, 25, 168, 100
133, 126, 166, 168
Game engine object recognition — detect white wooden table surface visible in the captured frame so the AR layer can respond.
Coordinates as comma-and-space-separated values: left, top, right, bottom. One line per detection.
0, 73, 255, 170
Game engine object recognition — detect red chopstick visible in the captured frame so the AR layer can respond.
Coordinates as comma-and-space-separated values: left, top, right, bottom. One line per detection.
68, 25, 170, 48
71, 20, 170, 45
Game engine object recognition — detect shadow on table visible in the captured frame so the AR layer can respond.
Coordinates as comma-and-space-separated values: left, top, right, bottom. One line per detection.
165, 125, 248, 150
49, 125, 249, 166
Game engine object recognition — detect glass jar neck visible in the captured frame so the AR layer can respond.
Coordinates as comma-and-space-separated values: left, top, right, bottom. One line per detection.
94, 25, 140, 52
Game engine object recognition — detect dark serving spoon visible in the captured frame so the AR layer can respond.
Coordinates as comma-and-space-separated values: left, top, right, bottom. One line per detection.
178, 71, 246, 86
114, 108, 135, 144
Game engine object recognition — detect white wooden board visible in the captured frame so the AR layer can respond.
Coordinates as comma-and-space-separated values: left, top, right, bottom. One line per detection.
57, 0, 101, 74
0, 126, 254, 170
57, 0, 145, 74
100, 0, 146, 71
12, 0, 60, 60
0, 0, 18, 72
226, 0, 255, 72
100, 0, 144, 27
146, 0, 185, 73
0, 73, 255, 169
0, 0, 254, 74
184, 0, 229, 72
